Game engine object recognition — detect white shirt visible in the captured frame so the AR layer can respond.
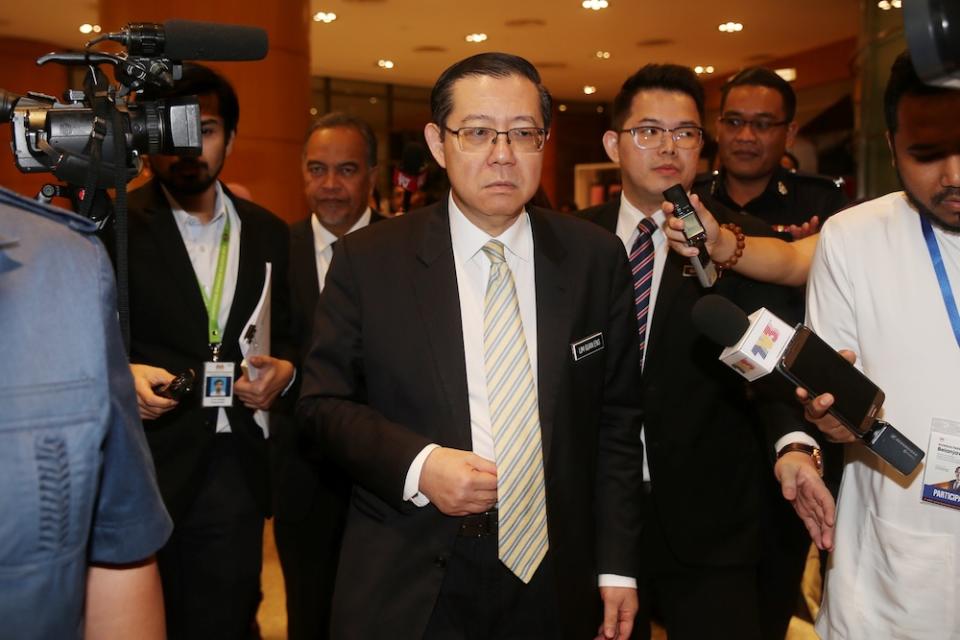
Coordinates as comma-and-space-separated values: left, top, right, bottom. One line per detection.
311, 208, 372, 293
164, 182, 241, 434
614, 195, 666, 482
808, 193, 960, 639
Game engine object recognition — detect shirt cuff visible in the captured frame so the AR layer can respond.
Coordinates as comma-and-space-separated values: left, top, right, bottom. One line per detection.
599, 574, 637, 589
403, 443, 440, 506
775, 430, 819, 454
281, 366, 297, 396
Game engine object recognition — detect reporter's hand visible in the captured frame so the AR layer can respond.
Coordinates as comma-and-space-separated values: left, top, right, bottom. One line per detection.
234, 355, 295, 410
129, 364, 178, 421
784, 215, 820, 240
663, 194, 724, 259
419, 447, 497, 516
596, 587, 638, 640
775, 452, 836, 551
795, 349, 859, 443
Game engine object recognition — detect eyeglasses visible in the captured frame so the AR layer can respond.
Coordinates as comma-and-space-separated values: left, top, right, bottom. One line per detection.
620, 126, 704, 150
718, 116, 790, 134
444, 126, 547, 153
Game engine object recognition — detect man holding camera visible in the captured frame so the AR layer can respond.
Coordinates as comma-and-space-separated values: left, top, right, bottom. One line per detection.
124, 63, 295, 638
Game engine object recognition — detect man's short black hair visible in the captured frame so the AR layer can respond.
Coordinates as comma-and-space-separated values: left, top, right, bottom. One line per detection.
720, 67, 797, 122
304, 112, 378, 168
884, 50, 954, 135
610, 64, 704, 131
430, 52, 552, 134
140, 63, 240, 137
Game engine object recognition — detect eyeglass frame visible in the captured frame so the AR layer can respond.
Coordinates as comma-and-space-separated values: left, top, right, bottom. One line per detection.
443, 126, 548, 152
619, 125, 705, 150
717, 116, 791, 134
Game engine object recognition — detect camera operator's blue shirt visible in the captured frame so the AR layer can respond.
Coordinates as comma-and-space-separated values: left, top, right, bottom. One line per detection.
0, 186, 172, 638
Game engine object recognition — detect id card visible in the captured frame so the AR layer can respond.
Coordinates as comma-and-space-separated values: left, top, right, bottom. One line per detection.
921, 418, 960, 511
202, 361, 235, 408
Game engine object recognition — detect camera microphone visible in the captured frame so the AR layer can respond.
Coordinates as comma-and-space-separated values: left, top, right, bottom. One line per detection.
104, 20, 269, 61
692, 294, 923, 475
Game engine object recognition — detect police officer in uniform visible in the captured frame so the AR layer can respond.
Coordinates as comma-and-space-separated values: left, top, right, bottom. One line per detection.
692, 67, 847, 640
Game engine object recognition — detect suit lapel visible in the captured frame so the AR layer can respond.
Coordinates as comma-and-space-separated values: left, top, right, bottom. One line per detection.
411, 202, 472, 450
644, 249, 687, 375
529, 208, 570, 467
223, 200, 264, 347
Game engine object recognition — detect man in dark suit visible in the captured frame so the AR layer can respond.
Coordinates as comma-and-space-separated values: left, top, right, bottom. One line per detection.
297, 52, 644, 640
124, 64, 295, 638
580, 64, 806, 640
278, 112, 386, 640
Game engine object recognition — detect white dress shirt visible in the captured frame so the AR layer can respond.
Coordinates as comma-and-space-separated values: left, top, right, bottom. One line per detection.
164, 181, 241, 434
311, 207, 372, 293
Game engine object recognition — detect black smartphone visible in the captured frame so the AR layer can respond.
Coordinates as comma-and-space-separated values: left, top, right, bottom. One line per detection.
663, 184, 717, 287
777, 327, 885, 436
153, 368, 196, 401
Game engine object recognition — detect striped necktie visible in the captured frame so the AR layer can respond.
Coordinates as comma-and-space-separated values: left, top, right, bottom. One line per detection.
630, 217, 659, 365
481, 239, 549, 584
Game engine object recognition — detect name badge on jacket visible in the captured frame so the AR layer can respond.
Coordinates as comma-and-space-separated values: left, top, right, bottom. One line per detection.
571, 332, 604, 361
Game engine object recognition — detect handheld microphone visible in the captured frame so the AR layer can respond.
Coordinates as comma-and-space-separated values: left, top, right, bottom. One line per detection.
663, 184, 717, 288
394, 142, 427, 213
692, 295, 924, 475
104, 20, 269, 61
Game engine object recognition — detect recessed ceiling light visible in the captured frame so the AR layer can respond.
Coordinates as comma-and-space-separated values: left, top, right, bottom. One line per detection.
309, 107, 318, 116
775, 68, 797, 82
596, 105, 605, 113
558, 104, 568, 112
313, 12, 337, 23
583, 85, 597, 95
582, 0, 609, 10
465, 33, 488, 43
377, 59, 395, 69
694, 65, 715, 75
79, 23, 101, 34
877, 0, 901, 8
718, 22, 743, 33
595, 50, 611, 59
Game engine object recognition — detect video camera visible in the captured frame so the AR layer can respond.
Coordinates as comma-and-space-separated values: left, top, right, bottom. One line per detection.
0, 19, 267, 221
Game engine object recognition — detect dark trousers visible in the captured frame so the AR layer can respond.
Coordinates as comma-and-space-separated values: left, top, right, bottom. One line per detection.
633, 513, 761, 640
274, 501, 345, 640
158, 435, 264, 640
422, 533, 561, 640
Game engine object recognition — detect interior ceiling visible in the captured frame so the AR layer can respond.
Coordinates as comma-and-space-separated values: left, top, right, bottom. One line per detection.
1, 0, 861, 101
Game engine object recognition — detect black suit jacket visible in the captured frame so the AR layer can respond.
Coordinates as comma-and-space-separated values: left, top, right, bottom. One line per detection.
125, 179, 293, 521
275, 210, 386, 523
580, 194, 799, 568
297, 198, 645, 640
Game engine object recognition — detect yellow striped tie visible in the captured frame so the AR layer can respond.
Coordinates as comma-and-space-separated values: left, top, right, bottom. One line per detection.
481, 239, 548, 584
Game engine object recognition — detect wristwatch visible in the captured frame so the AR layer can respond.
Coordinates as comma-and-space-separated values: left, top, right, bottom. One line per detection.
777, 443, 824, 477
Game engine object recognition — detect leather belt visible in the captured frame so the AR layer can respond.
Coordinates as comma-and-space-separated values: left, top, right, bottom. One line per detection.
458, 510, 498, 537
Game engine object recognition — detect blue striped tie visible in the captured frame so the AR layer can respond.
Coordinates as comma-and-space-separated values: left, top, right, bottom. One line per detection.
630, 217, 658, 365
481, 240, 548, 584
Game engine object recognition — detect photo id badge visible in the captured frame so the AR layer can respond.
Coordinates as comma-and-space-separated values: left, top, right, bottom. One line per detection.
202, 361, 235, 408
921, 418, 960, 512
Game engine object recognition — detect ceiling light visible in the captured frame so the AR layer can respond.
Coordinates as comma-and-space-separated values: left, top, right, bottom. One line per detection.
313, 11, 337, 23
595, 50, 611, 59
718, 22, 743, 32
596, 106, 605, 114
582, 0, 609, 10
694, 65, 715, 75
583, 85, 597, 95
465, 33, 488, 43
377, 59, 395, 69
877, 0, 901, 8
775, 68, 797, 82
558, 104, 568, 112
369, 97, 378, 104
309, 107, 318, 116
79, 23, 101, 34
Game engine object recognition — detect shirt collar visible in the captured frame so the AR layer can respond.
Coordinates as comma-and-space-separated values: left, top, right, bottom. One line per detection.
312, 207, 372, 251
448, 192, 533, 265
163, 181, 229, 227
617, 193, 665, 238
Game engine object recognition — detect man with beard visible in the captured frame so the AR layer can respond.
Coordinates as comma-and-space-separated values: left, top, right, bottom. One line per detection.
277, 112, 385, 640
124, 63, 295, 638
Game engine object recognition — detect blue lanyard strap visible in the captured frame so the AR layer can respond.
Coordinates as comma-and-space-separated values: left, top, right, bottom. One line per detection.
920, 214, 960, 349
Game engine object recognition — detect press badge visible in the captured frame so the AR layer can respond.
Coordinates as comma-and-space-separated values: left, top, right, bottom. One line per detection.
202, 361, 235, 407
571, 332, 604, 361
921, 418, 960, 512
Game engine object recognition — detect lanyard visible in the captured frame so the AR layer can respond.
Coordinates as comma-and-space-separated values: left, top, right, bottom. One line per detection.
920, 214, 960, 350
199, 214, 232, 354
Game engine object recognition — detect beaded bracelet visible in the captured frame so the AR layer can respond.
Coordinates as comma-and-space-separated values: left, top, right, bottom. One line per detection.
716, 223, 745, 271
